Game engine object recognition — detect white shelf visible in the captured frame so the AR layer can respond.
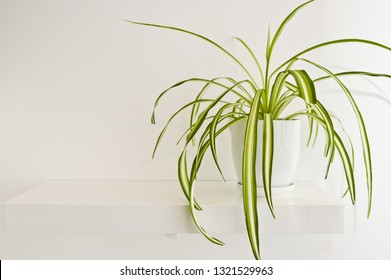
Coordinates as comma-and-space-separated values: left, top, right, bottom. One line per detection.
3, 180, 344, 234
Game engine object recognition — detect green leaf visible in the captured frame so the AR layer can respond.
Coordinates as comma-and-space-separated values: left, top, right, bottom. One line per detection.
334, 133, 356, 203
273, 38, 391, 76
184, 115, 248, 246
287, 70, 317, 104
188, 180, 225, 246
186, 80, 254, 144
209, 103, 249, 181
287, 70, 320, 152
152, 99, 218, 158
178, 149, 202, 211
190, 77, 253, 134
127, 20, 259, 87
272, 94, 296, 119
328, 111, 355, 170
177, 114, 221, 146
242, 89, 263, 260
233, 37, 265, 86
287, 111, 356, 204
268, 0, 314, 60
151, 77, 252, 124
269, 71, 290, 110
265, 0, 314, 96
178, 141, 224, 245
298, 58, 372, 217
324, 111, 356, 180
310, 102, 336, 178
266, 23, 271, 63
262, 113, 275, 217
190, 115, 246, 185
232, 98, 247, 118
315, 71, 391, 82
314, 101, 335, 158
151, 79, 187, 124
315, 70, 391, 105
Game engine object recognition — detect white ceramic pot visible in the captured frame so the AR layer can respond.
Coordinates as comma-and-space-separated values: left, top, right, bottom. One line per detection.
231, 119, 301, 196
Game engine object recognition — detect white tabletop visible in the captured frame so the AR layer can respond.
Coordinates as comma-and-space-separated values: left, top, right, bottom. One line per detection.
3, 180, 344, 234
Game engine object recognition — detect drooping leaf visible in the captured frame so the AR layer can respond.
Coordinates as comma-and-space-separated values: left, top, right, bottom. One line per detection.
298, 58, 372, 217
178, 149, 202, 211
273, 38, 391, 76
242, 89, 263, 260
190, 77, 253, 134
209, 103, 249, 180
269, 71, 290, 111
261, 113, 275, 216
287, 111, 356, 203
315, 70, 391, 82
184, 115, 248, 246
288, 69, 321, 152
151, 77, 252, 124
188, 180, 225, 246
287, 70, 317, 104
190, 115, 247, 186
272, 94, 297, 119
152, 99, 219, 158
186, 80, 254, 144
314, 101, 335, 158
127, 20, 259, 86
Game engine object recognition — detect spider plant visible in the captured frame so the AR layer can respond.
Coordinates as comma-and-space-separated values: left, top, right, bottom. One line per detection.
127, 0, 391, 259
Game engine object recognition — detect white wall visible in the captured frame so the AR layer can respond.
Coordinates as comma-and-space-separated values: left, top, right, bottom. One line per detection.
1, 0, 391, 259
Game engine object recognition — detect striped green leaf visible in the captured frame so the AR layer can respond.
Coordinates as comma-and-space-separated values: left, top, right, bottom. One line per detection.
209, 103, 249, 180
152, 99, 218, 158
129, 0, 389, 260
287, 70, 320, 151
315, 71, 391, 83
269, 71, 290, 110
273, 38, 391, 76
188, 180, 225, 246
328, 111, 355, 170
178, 149, 202, 211
272, 94, 297, 119
234, 37, 265, 86
190, 77, 253, 134
287, 70, 317, 104
186, 80, 253, 144
190, 115, 246, 187
183, 115, 248, 247
298, 58, 372, 217
151, 77, 252, 124
127, 20, 259, 86
242, 89, 263, 260
268, 0, 314, 60
314, 101, 335, 157
262, 113, 275, 216
287, 112, 356, 203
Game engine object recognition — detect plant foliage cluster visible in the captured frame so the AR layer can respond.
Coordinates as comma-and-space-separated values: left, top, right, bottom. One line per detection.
128, 0, 391, 259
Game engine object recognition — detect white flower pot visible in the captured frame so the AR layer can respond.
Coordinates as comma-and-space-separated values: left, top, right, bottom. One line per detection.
231, 119, 301, 197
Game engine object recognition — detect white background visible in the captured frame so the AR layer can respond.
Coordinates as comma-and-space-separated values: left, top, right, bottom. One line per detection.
1, 0, 391, 259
